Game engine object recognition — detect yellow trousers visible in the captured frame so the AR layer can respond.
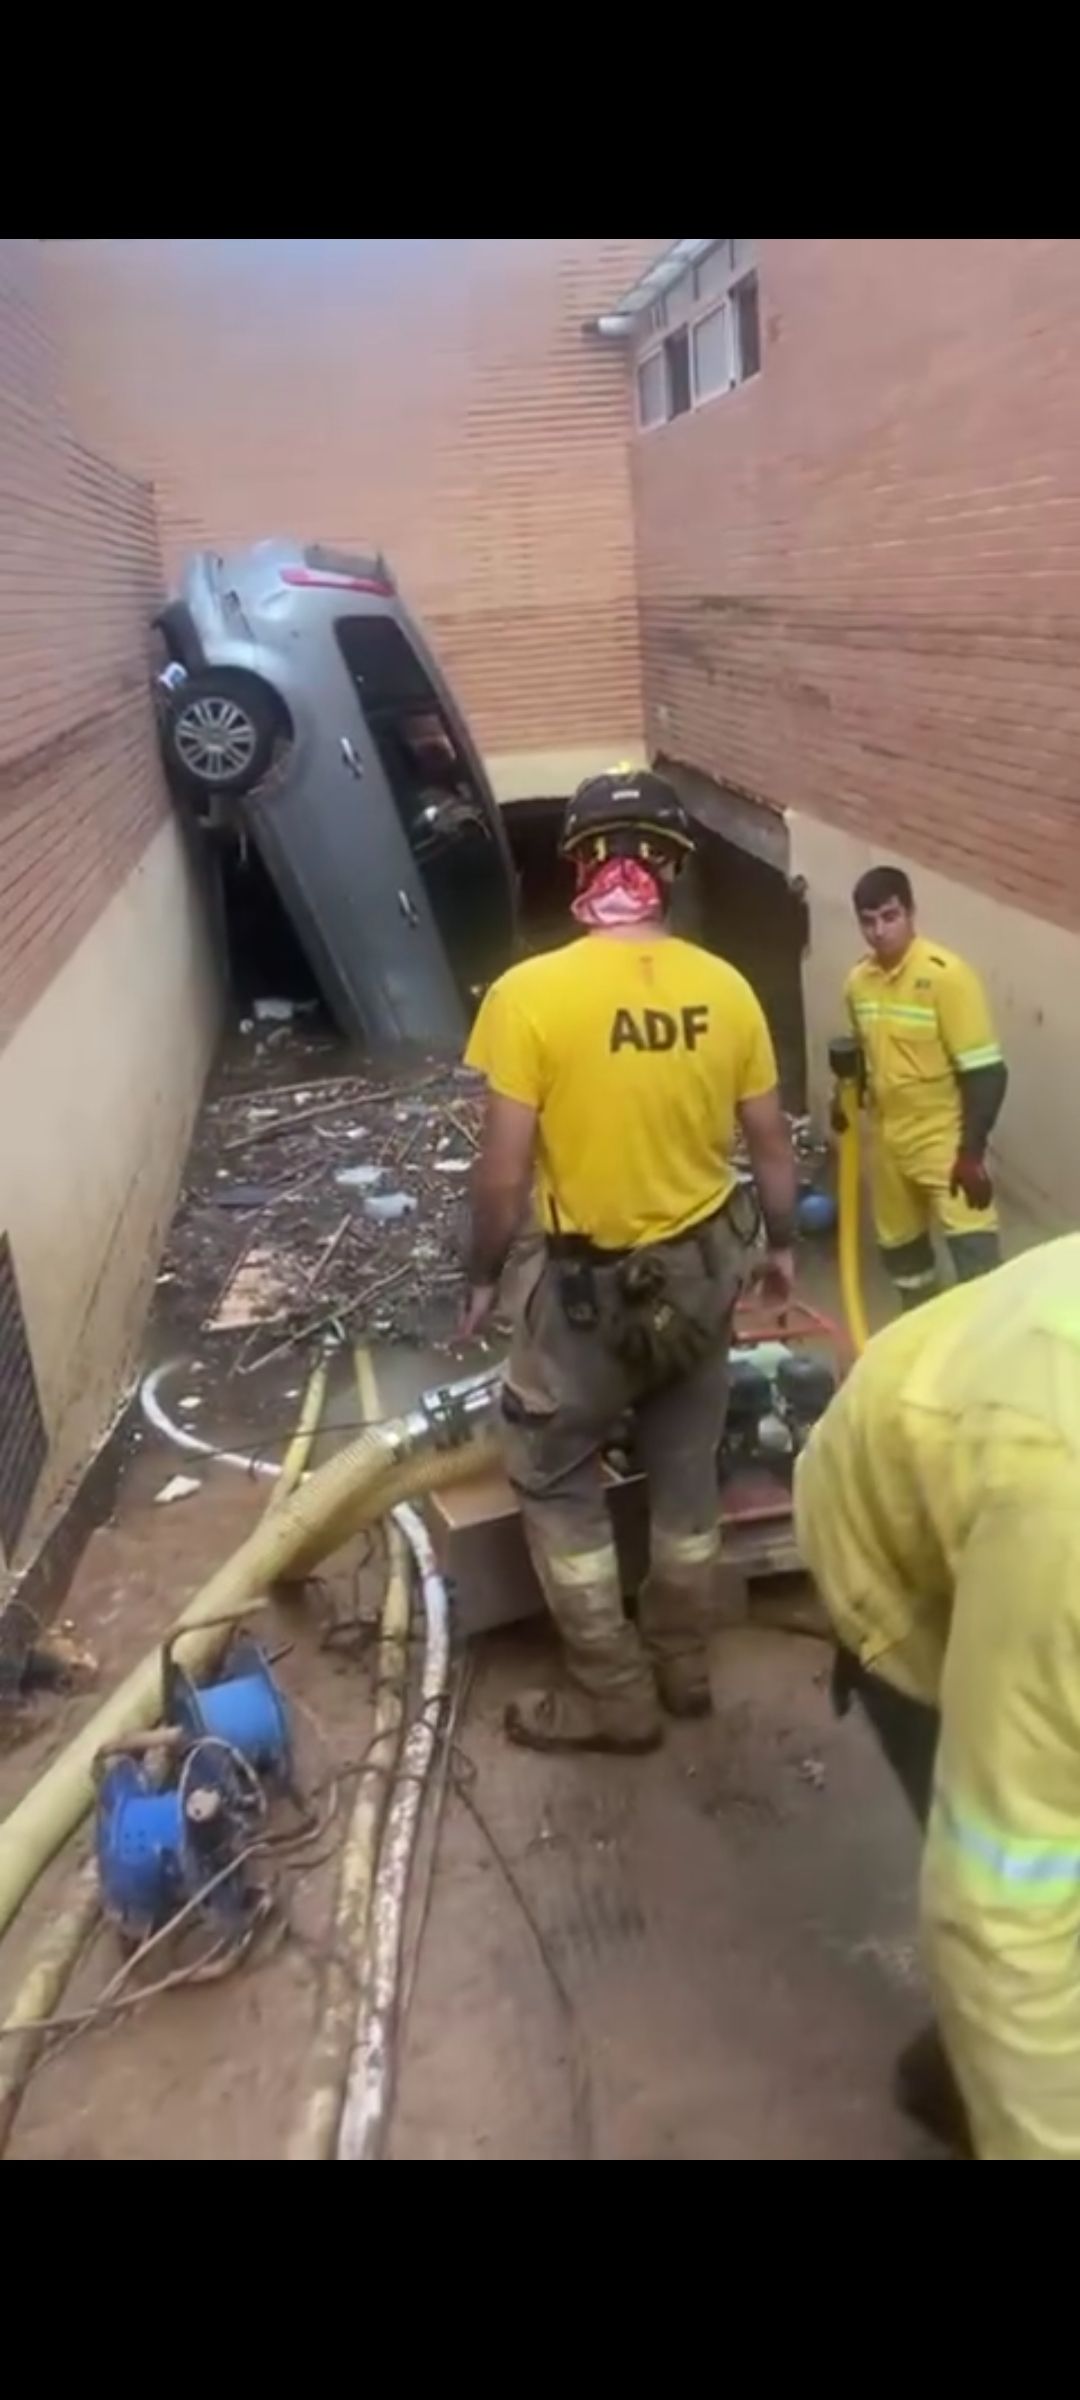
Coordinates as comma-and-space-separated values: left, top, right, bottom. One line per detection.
870, 1126, 999, 1249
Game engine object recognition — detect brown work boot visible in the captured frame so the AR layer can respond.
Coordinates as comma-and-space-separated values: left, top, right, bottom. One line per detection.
893, 2022, 972, 2157
637, 1571, 713, 1718
505, 1681, 662, 1754
651, 1652, 712, 1718
506, 1614, 662, 1754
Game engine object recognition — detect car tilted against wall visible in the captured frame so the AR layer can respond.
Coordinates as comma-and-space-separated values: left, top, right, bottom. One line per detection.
153, 538, 518, 1050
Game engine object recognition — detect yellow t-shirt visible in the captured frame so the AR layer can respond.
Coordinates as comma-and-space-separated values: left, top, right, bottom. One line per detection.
845, 936, 1002, 1157
465, 932, 778, 1250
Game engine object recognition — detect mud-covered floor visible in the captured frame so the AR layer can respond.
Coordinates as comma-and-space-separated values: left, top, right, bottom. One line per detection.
391, 1623, 934, 2161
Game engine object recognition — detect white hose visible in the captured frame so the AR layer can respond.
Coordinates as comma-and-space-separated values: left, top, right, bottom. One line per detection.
145, 1351, 456, 2160
336, 1499, 450, 2161
140, 1362, 281, 1482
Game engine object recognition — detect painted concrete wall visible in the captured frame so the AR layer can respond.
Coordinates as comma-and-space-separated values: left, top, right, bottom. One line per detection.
0, 821, 218, 1543
791, 812, 1079, 1232
0, 239, 220, 1562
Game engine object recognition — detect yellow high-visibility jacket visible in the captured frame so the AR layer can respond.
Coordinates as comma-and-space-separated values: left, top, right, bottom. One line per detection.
795, 1237, 1080, 2162
845, 936, 1003, 1176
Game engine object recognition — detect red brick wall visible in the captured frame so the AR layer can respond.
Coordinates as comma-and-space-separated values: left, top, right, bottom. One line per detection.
632, 238, 1080, 930
44, 238, 660, 762
0, 240, 170, 1047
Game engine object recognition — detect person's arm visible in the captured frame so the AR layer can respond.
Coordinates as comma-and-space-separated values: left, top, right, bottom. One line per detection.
460, 1090, 538, 1337
460, 977, 544, 1338
956, 1064, 1008, 1165
922, 1471, 1080, 2159
737, 1088, 798, 1302
934, 960, 1007, 1207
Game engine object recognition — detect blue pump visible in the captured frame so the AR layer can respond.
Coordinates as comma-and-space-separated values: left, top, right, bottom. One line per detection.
95, 1745, 254, 1943
165, 1635, 293, 1786
796, 1185, 838, 1236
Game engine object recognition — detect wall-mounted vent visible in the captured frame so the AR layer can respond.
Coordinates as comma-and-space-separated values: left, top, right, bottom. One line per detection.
0, 1235, 47, 1561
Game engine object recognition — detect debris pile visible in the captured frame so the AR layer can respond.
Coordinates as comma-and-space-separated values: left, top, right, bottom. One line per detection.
159, 1030, 835, 1377
160, 1061, 483, 1368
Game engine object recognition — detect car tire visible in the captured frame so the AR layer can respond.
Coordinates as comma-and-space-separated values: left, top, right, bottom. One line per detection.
164, 671, 283, 797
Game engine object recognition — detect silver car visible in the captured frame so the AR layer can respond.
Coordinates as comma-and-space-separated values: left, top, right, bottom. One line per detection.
154, 538, 517, 1050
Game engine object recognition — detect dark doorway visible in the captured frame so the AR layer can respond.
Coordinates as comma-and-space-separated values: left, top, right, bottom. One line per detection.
502, 797, 574, 953
672, 827, 807, 1109
211, 835, 326, 1019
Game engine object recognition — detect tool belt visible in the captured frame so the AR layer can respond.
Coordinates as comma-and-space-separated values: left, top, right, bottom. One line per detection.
545, 1202, 731, 1381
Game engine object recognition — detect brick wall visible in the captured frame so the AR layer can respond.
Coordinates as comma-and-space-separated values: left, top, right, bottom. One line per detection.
632, 239, 1080, 932
44, 238, 660, 763
0, 239, 171, 1047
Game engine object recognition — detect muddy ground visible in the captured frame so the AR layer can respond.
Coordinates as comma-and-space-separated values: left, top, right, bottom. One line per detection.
0, 1024, 937, 2162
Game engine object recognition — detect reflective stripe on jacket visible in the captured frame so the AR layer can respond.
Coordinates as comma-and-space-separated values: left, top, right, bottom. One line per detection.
845, 936, 1003, 1171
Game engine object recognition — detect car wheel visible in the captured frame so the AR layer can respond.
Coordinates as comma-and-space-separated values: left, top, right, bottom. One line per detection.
165, 673, 282, 796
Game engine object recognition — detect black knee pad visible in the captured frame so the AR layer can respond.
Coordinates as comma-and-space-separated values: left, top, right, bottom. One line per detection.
946, 1230, 1001, 1283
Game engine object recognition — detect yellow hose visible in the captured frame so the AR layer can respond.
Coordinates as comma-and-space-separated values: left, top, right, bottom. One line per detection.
0, 1349, 332, 2152
269, 1350, 331, 1507
287, 1344, 409, 2161
0, 1860, 100, 2151
834, 1075, 870, 1356
0, 1408, 496, 1945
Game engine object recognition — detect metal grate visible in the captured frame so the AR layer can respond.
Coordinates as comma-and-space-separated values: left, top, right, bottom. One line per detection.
0, 1235, 47, 1561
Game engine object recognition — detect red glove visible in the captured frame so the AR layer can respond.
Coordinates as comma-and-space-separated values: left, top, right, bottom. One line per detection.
949, 1152, 993, 1210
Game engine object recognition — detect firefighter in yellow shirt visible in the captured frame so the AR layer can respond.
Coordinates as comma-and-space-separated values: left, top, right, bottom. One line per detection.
462, 770, 796, 1754
844, 866, 1007, 1307
795, 1237, 1080, 2161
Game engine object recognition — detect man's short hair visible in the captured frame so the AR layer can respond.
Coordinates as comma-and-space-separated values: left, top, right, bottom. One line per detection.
852, 864, 914, 915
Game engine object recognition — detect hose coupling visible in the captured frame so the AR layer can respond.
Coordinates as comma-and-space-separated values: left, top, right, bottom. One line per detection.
418, 1367, 502, 1449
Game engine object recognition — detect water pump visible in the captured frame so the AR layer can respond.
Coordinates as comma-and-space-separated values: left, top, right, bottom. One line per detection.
164, 1634, 293, 1788
775, 1353, 836, 1444
94, 1740, 258, 1945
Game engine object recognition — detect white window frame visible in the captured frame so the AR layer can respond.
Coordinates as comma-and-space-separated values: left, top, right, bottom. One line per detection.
633, 243, 760, 431
635, 334, 689, 429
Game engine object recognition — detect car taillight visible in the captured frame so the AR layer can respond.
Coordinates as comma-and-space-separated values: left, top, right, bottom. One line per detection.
280, 567, 395, 596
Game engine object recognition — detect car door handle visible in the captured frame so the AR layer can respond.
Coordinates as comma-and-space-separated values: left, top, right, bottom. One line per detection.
340, 736, 364, 779
397, 889, 420, 928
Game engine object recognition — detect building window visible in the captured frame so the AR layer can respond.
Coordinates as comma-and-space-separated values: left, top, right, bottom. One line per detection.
693, 243, 733, 306
664, 326, 692, 418
636, 349, 666, 430
635, 242, 761, 428
692, 303, 732, 401
735, 274, 761, 381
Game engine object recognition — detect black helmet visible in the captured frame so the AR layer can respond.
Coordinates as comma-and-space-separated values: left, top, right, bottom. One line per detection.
559, 767, 695, 866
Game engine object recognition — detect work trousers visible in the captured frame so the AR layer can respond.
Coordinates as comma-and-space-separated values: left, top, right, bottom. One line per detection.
871, 1128, 1001, 1307
500, 1217, 742, 1695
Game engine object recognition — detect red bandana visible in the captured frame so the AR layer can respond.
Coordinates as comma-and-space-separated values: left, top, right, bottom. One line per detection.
571, 857, 664, 929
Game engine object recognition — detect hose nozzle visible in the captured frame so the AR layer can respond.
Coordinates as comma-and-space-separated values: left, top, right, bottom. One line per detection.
827, 1036, 869, 1357
828, 1033, 862, 1083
